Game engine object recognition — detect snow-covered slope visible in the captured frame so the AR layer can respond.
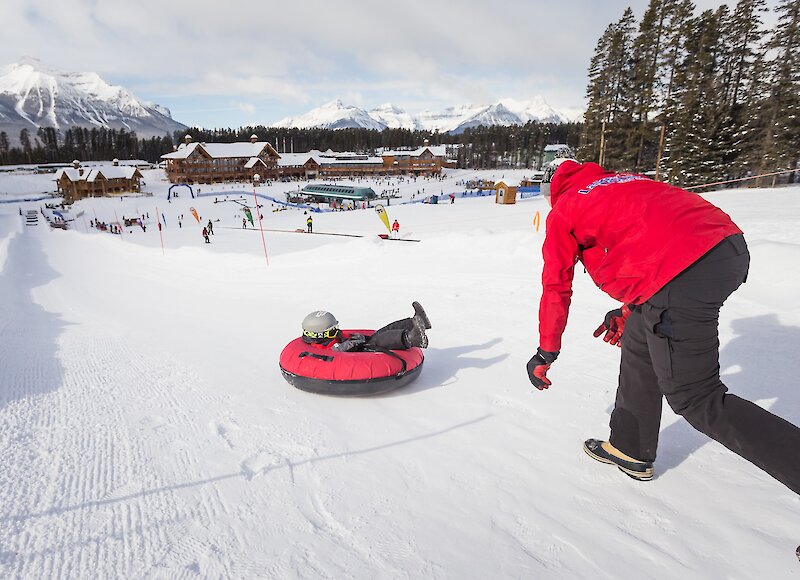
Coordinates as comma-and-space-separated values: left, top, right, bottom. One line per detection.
273, 97, 584, 133
0, 58, 186, 143
0, 171, 797, 578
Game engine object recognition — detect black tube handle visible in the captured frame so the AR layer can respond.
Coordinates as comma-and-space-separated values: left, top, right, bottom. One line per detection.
299, 351, 334, 362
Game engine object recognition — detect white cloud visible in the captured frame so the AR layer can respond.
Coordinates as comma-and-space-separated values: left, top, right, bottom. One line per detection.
235, 102, 256, 115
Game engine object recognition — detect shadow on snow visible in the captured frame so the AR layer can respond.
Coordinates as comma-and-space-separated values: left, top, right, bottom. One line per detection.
0, 227, 67, 409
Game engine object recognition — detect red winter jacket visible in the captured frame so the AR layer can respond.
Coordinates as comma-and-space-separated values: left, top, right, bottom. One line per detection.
538, 161, 741, 352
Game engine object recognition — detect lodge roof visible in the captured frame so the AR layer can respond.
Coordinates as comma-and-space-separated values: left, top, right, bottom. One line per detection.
380, 145, 448, 157
276, 152, 323, 167
244, 157, 268, 169
161, 141, 278, 160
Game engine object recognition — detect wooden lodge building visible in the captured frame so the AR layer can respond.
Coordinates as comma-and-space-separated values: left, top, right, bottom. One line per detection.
380, 144, 457, 174
161, 134, 280, 184
55, 159, 143, 203
161, 136, 456, 184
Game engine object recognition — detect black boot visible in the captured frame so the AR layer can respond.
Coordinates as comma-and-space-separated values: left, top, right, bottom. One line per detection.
412, 301, 431, 329
404, 316, 428, 348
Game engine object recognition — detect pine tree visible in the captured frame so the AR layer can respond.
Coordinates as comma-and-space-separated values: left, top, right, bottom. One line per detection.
627, 0, 677, 171
664, 9, 727, 186
719, 0, 769, 180
579, 24, 615, 164
19, 129, 32, 163
652, 0, 694, 180
0, 131, 9, 164
758, 0, 800, 184
578, 9, 636, 168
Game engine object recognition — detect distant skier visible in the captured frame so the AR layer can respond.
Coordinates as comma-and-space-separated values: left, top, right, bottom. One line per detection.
202, 227, 210, 243
207, 219, 214, 235
391, 219, 400, 239
307, 215, 313, 233
242, 218, 247, 229
528, 158, 800, 494
300, 301, 431, 352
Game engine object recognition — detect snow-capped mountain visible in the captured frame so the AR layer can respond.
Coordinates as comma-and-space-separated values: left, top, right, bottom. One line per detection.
273, 99, 386, 131
273, 97, 583, 133
367, 103, 424, 131
0, 58, 186, 144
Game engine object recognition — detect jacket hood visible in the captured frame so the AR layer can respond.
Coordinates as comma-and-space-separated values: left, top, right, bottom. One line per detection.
549, 161, 609, 207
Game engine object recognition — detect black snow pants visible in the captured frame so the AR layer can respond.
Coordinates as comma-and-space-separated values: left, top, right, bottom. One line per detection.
609, 234, 800, 494
366, 318, 414, 350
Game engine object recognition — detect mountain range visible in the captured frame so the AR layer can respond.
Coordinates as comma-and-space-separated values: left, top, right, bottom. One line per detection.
0, 58, 186, 145
0, 58, 583, 146
273, 98, 583, 134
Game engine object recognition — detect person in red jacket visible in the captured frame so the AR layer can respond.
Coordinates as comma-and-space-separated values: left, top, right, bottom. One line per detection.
391, 219, 400, 240
527, 158, 800, 494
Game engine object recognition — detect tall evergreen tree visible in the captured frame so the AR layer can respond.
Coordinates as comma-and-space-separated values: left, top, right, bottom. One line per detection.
627, 0, 680, 171
718, 0, 768, 179
653, 0, 695, 179
19, 129, 32, 163
578, 9, 636, 168
0, 132, 9, 164
664, 9, 726, 186
757, 0, 800, 183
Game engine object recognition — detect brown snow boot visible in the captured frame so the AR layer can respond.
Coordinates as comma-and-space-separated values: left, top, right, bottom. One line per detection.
583, 439, 654, 481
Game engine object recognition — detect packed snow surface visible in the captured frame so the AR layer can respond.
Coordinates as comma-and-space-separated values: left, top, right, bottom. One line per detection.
0, 168, 798, 578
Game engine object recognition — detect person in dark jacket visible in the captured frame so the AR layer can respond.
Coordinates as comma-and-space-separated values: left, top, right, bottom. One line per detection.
301, 302, 431, 352
527, 158, 800, 494
307, 215, 313, 233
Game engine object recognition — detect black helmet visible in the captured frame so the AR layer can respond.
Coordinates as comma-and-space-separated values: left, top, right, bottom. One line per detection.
301, 311, 340, 341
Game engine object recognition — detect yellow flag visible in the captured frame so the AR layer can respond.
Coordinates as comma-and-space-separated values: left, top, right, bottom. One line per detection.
375, 204, 391, 233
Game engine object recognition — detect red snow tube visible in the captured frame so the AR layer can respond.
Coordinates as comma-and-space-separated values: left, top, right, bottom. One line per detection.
279, 329, 424, 396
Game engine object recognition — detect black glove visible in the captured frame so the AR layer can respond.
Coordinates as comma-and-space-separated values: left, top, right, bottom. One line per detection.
332, 333, 367, 352
593, 304, 632, 347
527, 348, 559, 390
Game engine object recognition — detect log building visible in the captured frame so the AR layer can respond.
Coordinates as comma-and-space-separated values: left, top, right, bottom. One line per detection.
161, 136, 456, 184
55, 159, 143, 203
161, 134, 280, 184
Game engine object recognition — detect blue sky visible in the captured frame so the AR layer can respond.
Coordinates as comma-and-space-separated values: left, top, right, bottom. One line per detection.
0, 0, 780, 129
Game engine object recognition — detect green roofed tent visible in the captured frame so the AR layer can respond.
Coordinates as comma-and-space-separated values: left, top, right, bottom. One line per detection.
299, 184, 377, 202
